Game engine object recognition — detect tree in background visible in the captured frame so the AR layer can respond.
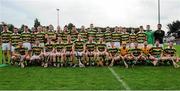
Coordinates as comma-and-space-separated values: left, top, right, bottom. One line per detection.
67, 23, 74, 33
19, 24, 25, 33
34, 18, 41, 30
7, 24, 14, 32
167, 20, 180, 38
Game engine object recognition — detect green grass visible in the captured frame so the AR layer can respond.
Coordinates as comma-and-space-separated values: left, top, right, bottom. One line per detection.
0, 66, 124, 90
0, 66, 180, 90
0, 45, 180, 90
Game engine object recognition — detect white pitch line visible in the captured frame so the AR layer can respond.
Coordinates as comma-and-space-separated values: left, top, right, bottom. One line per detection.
108, 67, 131, 90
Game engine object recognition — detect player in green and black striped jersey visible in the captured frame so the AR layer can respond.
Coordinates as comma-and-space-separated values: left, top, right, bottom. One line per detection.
45, 24, 56, 43
161, 42, 179, 68
62, 25, 70, 43
85, 36, 96, 66
55, 37, 65, 67
108, 42, 119, 67
56, 26, 63, 43
95, 28, 105, 43
112, 27, 121, 48
87, 24, 97, 41
130, 43, 146, 65
64, 35, 75, 66
11, 41, 29, 68
35, 26, 45, 47
129, 29, 136, 48
79, 26, 88, 42
11, 27, 21, 52
121, 28, 130, 47
74, 35, 86, 67
96, 38, 108, 66
149, 41, 163, 66
104, 27, 112, 47
136, 26, 147, 47
21, 25, 32, 50
1, 24, 12, 64
30, 40, 44, 65
44, 38, 55, 67
70, 26, 78, 42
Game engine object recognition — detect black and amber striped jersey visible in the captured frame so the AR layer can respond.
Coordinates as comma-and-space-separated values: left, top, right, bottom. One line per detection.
79, 32, 88, 42
45, 43, 54, 52
65, 42, 73, 51
32, 46, 43, 55
129, 33, 137, 43
86, 42, 96, 52
136, 32, 146, 44
36, 32, 45, 43
71, 32, 78, 42
15, 46, 28, 55
112, 32, 121, 42
55, 43, 64, 52
163, 47, 176, 56
21, 32, 32, 43
108, 47, 119, 56
121, 33, 129, 44
11, 33, 21, 46
150, 47, 163, 57
96, 32, 105, 42
104, 32, 112, 42
61, 32, 70, 43
131, 48, 142, 57
0, 31, 12, 43
74, 40, 85, 52
97, 43, 106, 52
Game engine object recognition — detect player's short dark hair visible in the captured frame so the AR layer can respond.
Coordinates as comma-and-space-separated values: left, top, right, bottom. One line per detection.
158, 24, 162, 26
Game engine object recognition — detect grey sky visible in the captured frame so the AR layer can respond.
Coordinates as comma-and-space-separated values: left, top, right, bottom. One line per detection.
0, 0, 180, 31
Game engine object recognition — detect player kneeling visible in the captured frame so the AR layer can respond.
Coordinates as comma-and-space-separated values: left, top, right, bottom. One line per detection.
130, 43, 146, 66
115, 42, 129, 68
96, 38, 109, 66
11, 41, 30, 68
161, 42, 179, 68
30, 40, 44, 66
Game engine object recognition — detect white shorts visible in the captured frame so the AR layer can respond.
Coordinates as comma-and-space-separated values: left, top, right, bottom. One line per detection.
2, 43, 10, 51
75, 51, 83, 57
114, 42, 120, 48
23, 42, 31, 50
11, 46, 16, 52
30, 55, 40, 60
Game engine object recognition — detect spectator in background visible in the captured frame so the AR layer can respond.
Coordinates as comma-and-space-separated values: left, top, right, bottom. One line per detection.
154, 24, 165, 46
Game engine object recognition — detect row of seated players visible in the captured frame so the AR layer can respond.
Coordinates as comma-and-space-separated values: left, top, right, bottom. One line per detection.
11, 35, 179, 68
